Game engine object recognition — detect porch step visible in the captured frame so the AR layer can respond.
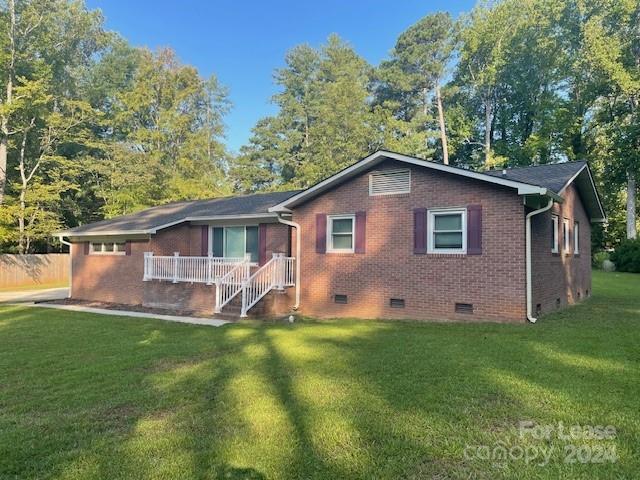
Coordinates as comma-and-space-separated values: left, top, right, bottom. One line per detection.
217, 287, 290, 320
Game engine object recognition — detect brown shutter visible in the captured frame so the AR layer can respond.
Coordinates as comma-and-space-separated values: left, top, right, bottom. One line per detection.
467, 204, 482, 255
355, 211, 366, 254
258, 223, 268, 265
201, 226, 209, 256
125, 241, 132, 256
316, 213, 327, 253
413, 208, 427, 254
84, 242, 90, 255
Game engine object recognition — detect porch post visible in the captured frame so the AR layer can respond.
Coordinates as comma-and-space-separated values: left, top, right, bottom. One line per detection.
172, 251, 179, 283
206, 254, 213, 285
143, 252, 153, 281
214, 279, 222, 313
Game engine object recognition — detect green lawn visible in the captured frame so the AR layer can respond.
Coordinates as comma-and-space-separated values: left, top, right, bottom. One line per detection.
1, 271, 639, 479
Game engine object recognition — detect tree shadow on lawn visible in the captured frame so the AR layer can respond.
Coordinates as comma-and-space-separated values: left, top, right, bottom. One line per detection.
1, 305, 639, 479
308, 317, 639, 477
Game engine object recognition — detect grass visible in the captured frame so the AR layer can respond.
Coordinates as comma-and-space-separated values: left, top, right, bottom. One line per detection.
0, 271, 638, 479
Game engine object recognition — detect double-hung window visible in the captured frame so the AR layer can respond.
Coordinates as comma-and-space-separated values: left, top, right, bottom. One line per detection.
551, 215, 559, 253
210, 226, 259, 262
574, 221, 579, 255
563, 218, 571, 253
327, 215, 355, 253
428, 208, 466, 254
90, 241, 126, 255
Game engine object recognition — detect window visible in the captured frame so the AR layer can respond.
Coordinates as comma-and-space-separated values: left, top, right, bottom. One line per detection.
327, 215, 355, 253
563, 218, 570, 253
574, 221, 579, 255
90, 242, 126, 255
210, 226, 259, 262
428, 208, 466, 254
551, 215, 559, 253
369, 169, 411, 196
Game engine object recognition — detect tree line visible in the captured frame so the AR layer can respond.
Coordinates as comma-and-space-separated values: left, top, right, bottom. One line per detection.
0, 0, 638, 253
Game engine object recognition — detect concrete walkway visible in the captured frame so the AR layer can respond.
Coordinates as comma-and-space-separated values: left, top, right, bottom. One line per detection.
0, 287, 69, 303
14, 302, 230, 327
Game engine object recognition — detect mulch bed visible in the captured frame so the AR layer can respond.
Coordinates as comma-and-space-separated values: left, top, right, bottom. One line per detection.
39, 298, 211, 319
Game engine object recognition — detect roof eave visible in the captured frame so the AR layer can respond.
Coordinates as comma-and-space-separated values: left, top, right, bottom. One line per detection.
55, 213, 283, 238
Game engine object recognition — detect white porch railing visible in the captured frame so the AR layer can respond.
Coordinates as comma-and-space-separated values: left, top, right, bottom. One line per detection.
143, 252, 246, 285
240, 253, 295, 317
214, 260, 251, 313
143, 251, 295, 317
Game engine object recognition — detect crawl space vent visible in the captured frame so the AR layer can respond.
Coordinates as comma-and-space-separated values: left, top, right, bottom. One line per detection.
455, 303, 474, 314
390, 298, 405, 308
369, 169, 411, 196
334, 294, 348, 304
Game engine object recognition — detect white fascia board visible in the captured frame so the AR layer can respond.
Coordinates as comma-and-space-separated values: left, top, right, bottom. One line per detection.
558, 163, 606, 222
54, 229, 152, 237
269, 150, 554, 211
55, 213, 282, 239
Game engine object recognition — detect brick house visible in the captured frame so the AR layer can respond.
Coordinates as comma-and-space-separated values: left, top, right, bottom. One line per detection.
57, 150, 605, 323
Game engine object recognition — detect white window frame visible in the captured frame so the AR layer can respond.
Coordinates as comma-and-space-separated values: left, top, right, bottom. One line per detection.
551, 215, 559, 253
574, 221, 579, 255
427, 208, 467, 254
563, 218, 571, 253
209, 225, 259, 263
327, 214, 355, 253
89, 241, 126, 255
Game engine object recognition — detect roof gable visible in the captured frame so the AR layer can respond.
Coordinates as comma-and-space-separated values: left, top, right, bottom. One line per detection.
485, 162, 605, 221
269, 150, 558, 212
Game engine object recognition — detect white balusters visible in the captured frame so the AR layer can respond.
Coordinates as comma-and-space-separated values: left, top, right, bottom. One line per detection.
142, 251, 296, 317
239, 253, 296, 317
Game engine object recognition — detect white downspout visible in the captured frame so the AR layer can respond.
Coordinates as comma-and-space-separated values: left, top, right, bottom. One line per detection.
526, 199, 553, 323
56, 235, 73, 299
276, 214, 301, 310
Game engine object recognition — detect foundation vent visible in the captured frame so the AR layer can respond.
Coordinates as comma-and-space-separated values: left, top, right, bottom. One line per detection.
455, 303, 474, 314
334, 294, 348, 304
369, 169, 411, 196
390, 298, 405, 308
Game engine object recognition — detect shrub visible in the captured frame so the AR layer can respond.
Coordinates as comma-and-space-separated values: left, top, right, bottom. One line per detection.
592, 251, 610, 269
610, 239, 640, 273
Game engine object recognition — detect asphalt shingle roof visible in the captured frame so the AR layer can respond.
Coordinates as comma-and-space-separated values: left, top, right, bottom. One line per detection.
484, 161, 586, 194
62, 159, 595, 237
64, 190, 302, 235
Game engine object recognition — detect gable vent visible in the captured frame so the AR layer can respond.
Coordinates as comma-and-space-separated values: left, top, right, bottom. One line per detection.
369, 169, 411, 196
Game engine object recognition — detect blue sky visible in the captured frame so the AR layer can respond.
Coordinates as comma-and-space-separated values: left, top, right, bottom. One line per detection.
86, 0, 476, 152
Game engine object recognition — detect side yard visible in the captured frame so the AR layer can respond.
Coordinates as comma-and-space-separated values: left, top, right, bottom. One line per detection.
0, 271, 638, 479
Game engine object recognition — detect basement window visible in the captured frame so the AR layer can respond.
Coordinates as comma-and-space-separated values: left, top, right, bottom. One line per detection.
369, 169, 411, 196
334, 294, 348, 304
90, 242, 126, 255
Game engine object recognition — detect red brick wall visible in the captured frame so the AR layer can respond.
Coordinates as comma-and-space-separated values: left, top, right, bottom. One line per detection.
531, 183, 592, 315
70, 222, 289, 314
265, 223, 291, 259
291, 160, 528, 322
